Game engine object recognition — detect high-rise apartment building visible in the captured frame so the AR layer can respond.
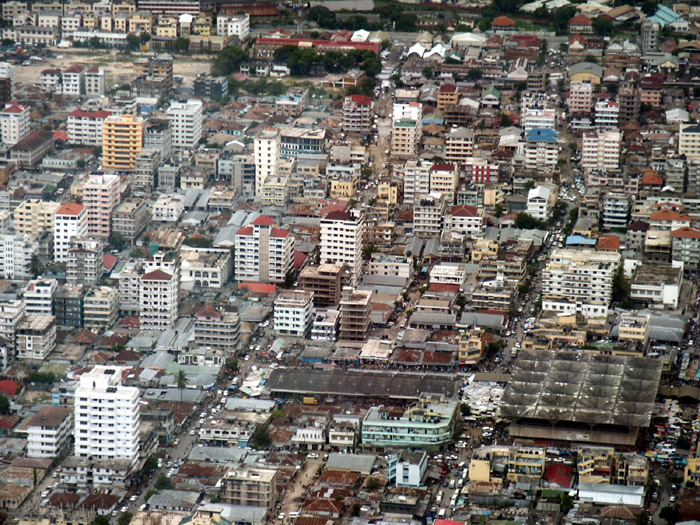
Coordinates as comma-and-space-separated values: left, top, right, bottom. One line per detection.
320, 210, 364, 287
254, 127, 280, 196
679, 124, 700, 159
144, 118, 172, 162
640, 21, 659, 54
568, 82, 593, 114
581, 130, 622, 171
166, 99, 203, 150
542, 248, 621, 319
54, 203, 87, 263
74, 366, 140, 466
339, 288, 372, 341
140, 268, 179, 330
83, 174, 121, 238
102, 114, 145, 171
23, 279, 57, 316
444, 127, 474, 166
0, 102, 29, 146
66, 237, 103, 287
341, 95, 372, 134
67, 109, 112, 147
234, 215, 294, 284
14, 199, 60, 236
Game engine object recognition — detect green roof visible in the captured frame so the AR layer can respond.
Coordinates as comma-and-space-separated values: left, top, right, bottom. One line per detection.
482, 86, 501, 99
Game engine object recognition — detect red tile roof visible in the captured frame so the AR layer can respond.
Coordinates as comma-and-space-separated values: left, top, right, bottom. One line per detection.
348, 94, 371, 106
451, 205, 479, 217
294, 250, 307, 270
103, 255, 118, 271
252, 215, 274, 226
431, 163, 456, 172
569, 14, 592, 25
671, 226, 700, 239
270, 227, 290, 238
68, 109, 112, 120
544, 464, 574, 489
642, 173, 664, 185
238, 282, 277, 293
597, 234, 620, 251
2, 103, 28, 114
236, 226, 253, 236
650, 209, 691, 222
142, 269, 172, 281
64, 64, 86, 74
492, 16, 515, 27
57, 203, 84, 216
0, 381, 18, 396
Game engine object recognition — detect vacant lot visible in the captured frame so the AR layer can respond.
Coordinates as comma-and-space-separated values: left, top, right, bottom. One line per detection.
15, 48, 212, 88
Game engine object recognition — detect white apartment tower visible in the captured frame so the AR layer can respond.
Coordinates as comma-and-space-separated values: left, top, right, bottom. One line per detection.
74, 366, 140, 465
54, 203, 88, 263
568, 82, 593, 114
166, 99, 203, 150
23, 279, 57, 316
0, 102, 29, 146
582, 130, 622, 171
542, 248, 621, 319
320, 210, 364, 287
254, 127, 281, 196
140, 268, 179, 331
234, 215, 294, 283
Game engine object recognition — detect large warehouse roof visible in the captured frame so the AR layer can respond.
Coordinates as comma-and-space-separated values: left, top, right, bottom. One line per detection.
266, 369, 460, 400
500, 349, 663, 427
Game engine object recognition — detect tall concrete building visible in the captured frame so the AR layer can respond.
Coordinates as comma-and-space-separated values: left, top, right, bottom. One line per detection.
140, 268, 179, 331
320, 210, 364, 287
74, 366, 140, 467
641, 21, 659, 54
66, 237, 103, 287
234, 215, 294, 284
54, 203, 87, 263
339, 288, 372, 341
254, 127, 280, 196
83, 174, 121, 239
0, 102, 29, 146
166, 99, 203, 150
102, 114, 145, 171
341, 95, 372, 134
14, 199, 60, 236
582, 130, 622, 171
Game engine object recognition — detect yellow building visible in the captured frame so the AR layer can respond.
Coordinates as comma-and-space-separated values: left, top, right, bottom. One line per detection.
128, 12, 153, 34
156, 17, 178, 38
618, 312, 650, 346
458, 328, 488, 364
14, 199, 60, 235
377, 180, 403, 204
578, 446, 614, 484
192, 14, 213, 36
686, 457, 700, 487
113, 14, 128, 33
102, 114, 145, 171
471, 238, 499, 263
469, 445, 546, 485
330, 176, 358, 199
483, 185, 505, 208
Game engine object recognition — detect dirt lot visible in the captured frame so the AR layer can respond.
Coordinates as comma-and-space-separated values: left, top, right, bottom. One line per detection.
15, 48, 213, 88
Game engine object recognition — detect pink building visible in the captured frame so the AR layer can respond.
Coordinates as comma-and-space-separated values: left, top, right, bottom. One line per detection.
83, 174, 120, 239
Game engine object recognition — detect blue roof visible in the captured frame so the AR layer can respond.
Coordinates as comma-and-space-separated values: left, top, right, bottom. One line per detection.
526, 128, 557, 143
649, 5, 681, 26
566, 235, 596, 246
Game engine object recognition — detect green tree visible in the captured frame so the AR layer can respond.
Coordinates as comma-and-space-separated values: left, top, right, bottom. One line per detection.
641, 0, 658, 17
143, 456, 158, 474
592, 16, 613, 36
174, 38, 190, 53
77, 159, 86, 169
659, 506, 681, 525
637, 510, 651, 525
154, 474, 173, 490
140, 32, 150, 44
362, 244, 378, 259
29, 254, 44, 278
251, 425, 271, 449
351, 503, 361, 516
211, 46, 248, 76
176, 370, 189, 403
366, 477, 382, 490
0, 395, 10, 415
495, 203, 503, 218
611, 265, 630, 304
460, 402, 471, 416
515, 212, 546, 229
109, 232, 127, 251
118, 512, 133, 525
126, 33, 141, 51
27, 371, 57, 384
467, 68, 483, 81
183, 237, 213, 248
92, 517, 111, 525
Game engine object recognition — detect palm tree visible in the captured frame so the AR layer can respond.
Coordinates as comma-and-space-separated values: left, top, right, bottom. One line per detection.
176, 370, 189, 403
29, 255, 44, 278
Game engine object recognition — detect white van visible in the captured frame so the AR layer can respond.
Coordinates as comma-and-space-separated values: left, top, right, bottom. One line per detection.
438, 508, 446, 519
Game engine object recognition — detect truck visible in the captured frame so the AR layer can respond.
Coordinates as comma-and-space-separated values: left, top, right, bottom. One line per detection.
303, 397, 319, 405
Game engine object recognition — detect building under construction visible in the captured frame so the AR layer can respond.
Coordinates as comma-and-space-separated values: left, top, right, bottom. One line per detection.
500, 349, 663, 447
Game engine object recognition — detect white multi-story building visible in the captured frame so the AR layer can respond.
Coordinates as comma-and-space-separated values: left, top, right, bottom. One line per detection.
67, 109, 112, 146
116, 259, 142, 315
0, 62, 15, 98
166, 99, 203, 150
0, 299, 23, 371
524, 128, 558, 173
62, 64, 86, 96
66, 237, 103, 287
447, 205, 485, 238
527, 185, 552, 221
254, 127, 280, 196
582, 130, 621, 171
23, 279, 57, 316
16, 314, 56, 361
152, 194, 185, 222
444, 127, 474, 166
83, 174, 121, 239
274, 290, 314, 337
679, 124, 700, 159
594, 100, 620, 129
393, 101, 422, 122
74, 366, 140, 470
0, 102, 29, 146
568, 82, 593, 114
521, 107, 556, 131
234, 215, 294, 284
26, 406, 72, 459
320, 209, 364, 287
140, 269, 179, 331
413, 193, 447, 238
342, 94, 372, 134
54, 203, 88, 263
216, 13, 250, 41
403, 159, 432, 204
84, 66, 105, 96
0, 234, 37, 280
542, 248, 620, 319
